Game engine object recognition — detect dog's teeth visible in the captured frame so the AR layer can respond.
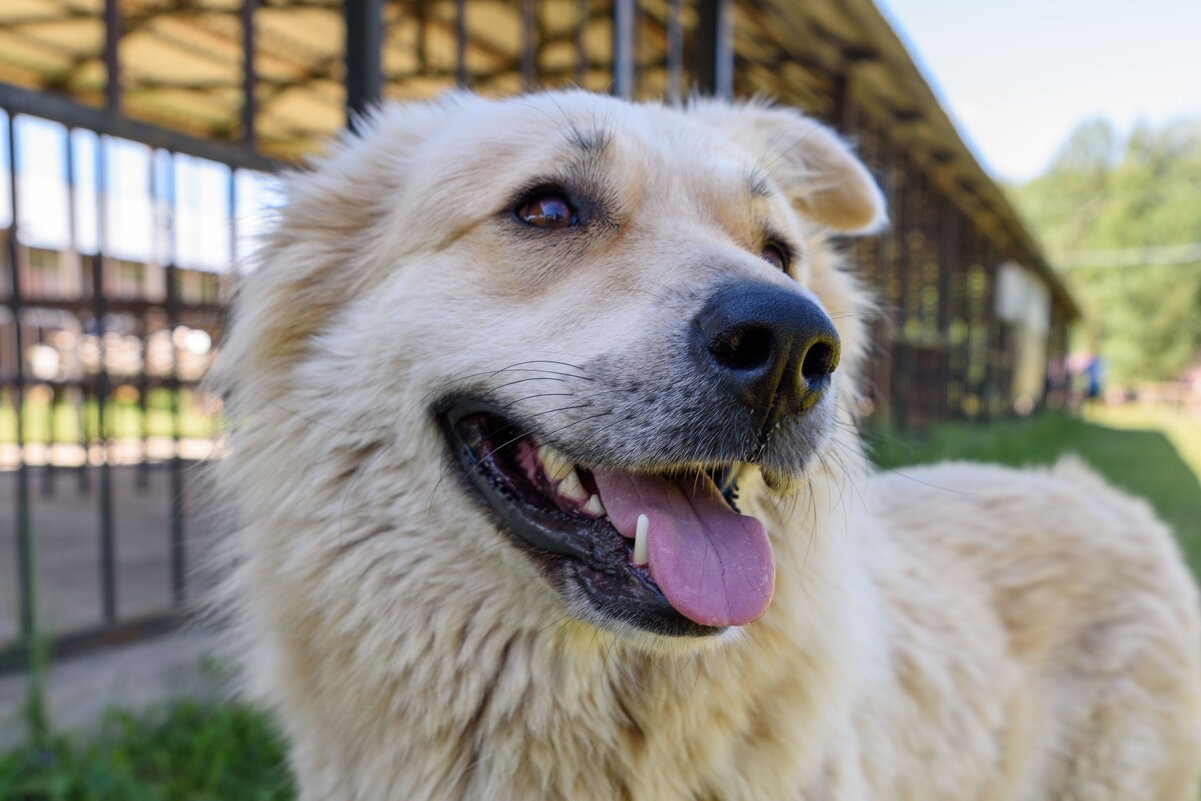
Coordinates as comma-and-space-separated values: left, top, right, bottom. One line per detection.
633, 514, 649, 565
537, 444, 574, 482
558, 469, 588, 502
583, 494, 605, 516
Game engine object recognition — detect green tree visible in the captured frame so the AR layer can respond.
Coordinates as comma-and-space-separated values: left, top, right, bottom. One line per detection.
1010, 117, 1201, 385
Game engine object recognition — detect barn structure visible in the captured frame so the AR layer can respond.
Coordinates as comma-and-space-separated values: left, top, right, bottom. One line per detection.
0, 0, 1077, 663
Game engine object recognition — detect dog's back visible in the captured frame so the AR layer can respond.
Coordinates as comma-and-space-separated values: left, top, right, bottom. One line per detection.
867, 459, 1201, 800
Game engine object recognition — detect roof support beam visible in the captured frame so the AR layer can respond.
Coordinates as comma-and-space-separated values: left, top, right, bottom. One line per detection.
104, 0, 121, 111
612, 0, 634, 99
695, 0, 733, 99
345, 0, 383, 131
241, 0, 258, 146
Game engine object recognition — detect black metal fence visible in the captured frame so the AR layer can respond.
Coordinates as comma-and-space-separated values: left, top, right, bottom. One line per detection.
0, 83, 276, 669
0, 0, 1073, 668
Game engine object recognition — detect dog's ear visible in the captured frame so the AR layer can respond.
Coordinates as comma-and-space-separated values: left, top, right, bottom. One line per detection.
689, 100, 886, 233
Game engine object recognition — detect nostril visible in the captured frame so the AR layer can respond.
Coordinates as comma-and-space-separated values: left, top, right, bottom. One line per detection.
710, 325, 774, 372
800, 340, 837, 384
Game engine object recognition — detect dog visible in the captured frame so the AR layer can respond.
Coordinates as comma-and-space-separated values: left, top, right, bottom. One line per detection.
213, 91, 1201, 800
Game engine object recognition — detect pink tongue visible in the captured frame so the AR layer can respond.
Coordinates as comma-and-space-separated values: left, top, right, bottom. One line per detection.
593, 470, 774, 627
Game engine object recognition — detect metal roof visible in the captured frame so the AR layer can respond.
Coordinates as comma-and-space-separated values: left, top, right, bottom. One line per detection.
0, 0, 1078, 316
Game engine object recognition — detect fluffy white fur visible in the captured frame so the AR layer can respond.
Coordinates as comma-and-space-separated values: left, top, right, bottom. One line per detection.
214, 91, 1201, 800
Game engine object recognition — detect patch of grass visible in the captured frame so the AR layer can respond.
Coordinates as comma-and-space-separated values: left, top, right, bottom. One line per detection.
0, 701, 294, 801
868, 407, 1201, 578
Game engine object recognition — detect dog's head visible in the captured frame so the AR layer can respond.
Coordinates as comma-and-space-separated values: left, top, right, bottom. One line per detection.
222, 91, 883, 645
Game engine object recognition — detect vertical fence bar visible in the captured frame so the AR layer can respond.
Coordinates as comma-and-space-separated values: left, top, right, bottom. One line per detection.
696, 0, 732, 99
613, 0, 635, 99
164, 154, 184, 606
892, 155, 913, 430
345, 0, 383, 130
666, 0, 683, 104
40, 130, 75, 498
63, 131, 77, 492
455, 0, 468, 88
982, 240, 1000, 418
104, 0, 122, 113
936, 193, 954, 418
415, 1, 427, 75
67, 131, 90, 496
93, 136, 115, 624
100, 3, 120, 606
575, 0, 588, 85
521, 0, 537, 90
7, 113, 34, 640
632, 0, 644, 94
242, 0, 258, 147
136, 159, 150, 489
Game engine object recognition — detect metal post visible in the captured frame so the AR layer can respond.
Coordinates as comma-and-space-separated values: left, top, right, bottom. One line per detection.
104, 0, 122, 113
242, 0, 258, 146
64, 131, 91, 496
982, 241, 1001, 418
163, 153, 184, 606
455, 0, 468, 88
521, 0, 537, 90
93, 136, 116, 624
936, 194, 955, 418
831, 70, 855, 134
7, 114, 34, 640
889, 154, 909, 429
696, 0, 733, 99
613, 0, 634, 99
135, 150, 152, 491
666, 0, 683, 104
575, 0, 588, 85
345, 0, 383, 131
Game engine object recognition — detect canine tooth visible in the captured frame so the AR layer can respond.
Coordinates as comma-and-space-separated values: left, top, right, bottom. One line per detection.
583, 494, 605, 516
558, 469, 588, 502
633, 514, 649, 565
537, 444, 574, 482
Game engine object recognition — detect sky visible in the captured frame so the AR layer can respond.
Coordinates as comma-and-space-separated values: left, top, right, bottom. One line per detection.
878, 0, 1201, 181
0, 112, 279, 269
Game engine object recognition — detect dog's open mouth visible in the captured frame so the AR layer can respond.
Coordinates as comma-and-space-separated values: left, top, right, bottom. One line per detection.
441, 402, 775, 637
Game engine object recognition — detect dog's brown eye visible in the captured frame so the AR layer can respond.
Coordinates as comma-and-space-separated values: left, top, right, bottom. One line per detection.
761, 243, 789, 272
518, 193, 577, 229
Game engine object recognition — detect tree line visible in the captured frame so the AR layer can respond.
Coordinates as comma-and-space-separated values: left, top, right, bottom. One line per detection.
1010, 117, 1201, 386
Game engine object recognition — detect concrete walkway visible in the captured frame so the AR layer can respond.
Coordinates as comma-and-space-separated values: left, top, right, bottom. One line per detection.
0, 627, 229, 750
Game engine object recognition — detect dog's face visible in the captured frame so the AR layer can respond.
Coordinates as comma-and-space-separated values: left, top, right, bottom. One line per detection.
227, 91, 883, 645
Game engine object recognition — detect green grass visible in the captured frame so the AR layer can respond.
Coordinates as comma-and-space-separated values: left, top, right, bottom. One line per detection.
0, 701, 293, 801
869, 407, 1201, 578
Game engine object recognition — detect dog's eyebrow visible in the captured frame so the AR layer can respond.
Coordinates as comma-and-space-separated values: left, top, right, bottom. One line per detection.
746, 169, 774, 199
563, 125, 612, 155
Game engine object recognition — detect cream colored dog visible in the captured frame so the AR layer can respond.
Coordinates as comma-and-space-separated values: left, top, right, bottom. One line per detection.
215, 91, 1201, 800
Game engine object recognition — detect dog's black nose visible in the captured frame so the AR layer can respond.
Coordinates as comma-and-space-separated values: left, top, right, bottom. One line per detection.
693, 282, 840, 423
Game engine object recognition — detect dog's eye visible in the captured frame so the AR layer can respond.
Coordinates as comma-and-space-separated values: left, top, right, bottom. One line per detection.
760, 243, 789, 272
517, 193, 577, 229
